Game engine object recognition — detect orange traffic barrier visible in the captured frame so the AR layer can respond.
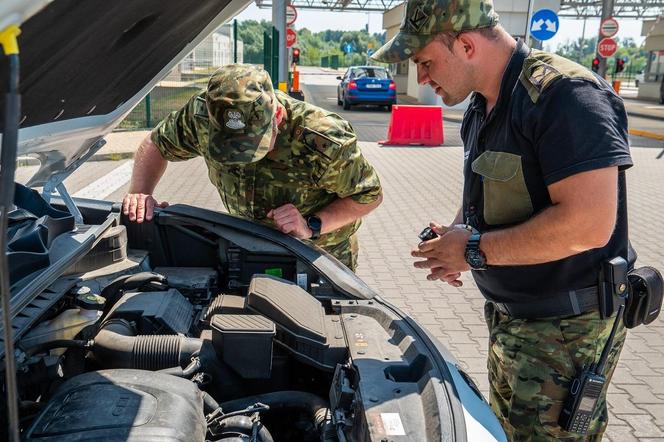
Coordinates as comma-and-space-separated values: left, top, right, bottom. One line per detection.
379, 105, 444, 146
292, 70, 300, 92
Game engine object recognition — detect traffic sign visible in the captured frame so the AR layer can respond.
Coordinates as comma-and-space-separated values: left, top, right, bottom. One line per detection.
367, 48, 374, 56
600, 17, 619, 38
343, 43, 353, 54
530, 9, 559, 41
286, 5, 297, 25
286, 28, 297, 48
597, 37, 618, 58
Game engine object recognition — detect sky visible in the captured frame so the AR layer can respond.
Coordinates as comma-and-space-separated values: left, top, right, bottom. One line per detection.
234, 3, 648, 51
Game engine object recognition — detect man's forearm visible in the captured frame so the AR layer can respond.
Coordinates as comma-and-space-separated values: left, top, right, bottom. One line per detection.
317, 194, 383, 234
481, 203, 613, 266
128, 135, 168, 194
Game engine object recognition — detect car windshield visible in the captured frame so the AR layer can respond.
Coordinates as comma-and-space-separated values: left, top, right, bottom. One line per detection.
351, 67, 390, 79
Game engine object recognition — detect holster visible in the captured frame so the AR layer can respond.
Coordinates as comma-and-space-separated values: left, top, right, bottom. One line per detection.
624, 266, 663, 329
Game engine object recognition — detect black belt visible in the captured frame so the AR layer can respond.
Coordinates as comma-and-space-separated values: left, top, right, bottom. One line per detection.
493, 286, 599, 320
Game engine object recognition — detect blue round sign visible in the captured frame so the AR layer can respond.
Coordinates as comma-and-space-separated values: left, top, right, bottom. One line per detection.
530, 9, 559, 41
367, 48, 374, 56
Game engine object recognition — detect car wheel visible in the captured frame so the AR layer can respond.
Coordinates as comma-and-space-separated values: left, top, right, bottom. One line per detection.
386, 104, 393, 112
337, 91, 343, 106
343, 96, 351, 110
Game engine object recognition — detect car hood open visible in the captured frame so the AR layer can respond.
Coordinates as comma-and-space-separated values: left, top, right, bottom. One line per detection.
0, 0, 252, 188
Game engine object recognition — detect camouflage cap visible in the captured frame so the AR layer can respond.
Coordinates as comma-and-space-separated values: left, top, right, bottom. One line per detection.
206, 64, 277, 164
371, 0, 499, 63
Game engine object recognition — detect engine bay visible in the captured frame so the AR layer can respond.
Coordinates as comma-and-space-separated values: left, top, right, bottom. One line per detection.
1, 201, 457, 441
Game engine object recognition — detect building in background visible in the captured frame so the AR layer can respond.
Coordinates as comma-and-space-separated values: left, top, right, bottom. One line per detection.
381, 0, 559, 106
181, 23, 244, 75
638, 16, 663, 101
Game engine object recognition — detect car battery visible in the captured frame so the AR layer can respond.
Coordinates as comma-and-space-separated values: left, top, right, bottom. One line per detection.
210, 314, 275, 379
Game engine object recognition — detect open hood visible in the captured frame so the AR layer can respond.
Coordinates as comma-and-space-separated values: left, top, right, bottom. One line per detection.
0, 0, 252, 188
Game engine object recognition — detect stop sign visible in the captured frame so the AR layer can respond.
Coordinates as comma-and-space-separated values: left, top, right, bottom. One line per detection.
286, 28, 296, 48
597, 37, 618, 58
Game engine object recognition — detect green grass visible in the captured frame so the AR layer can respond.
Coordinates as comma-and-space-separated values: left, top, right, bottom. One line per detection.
118, 86, 203, 130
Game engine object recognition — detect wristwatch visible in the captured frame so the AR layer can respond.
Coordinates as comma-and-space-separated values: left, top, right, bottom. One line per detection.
465, 232, 488, 271
306, 215, 322, 240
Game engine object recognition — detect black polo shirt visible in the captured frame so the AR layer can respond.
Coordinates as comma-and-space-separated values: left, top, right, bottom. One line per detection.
461, 41, 634, 304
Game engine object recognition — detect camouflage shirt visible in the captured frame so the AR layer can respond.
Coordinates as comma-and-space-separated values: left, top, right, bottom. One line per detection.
151, 90, 382, 269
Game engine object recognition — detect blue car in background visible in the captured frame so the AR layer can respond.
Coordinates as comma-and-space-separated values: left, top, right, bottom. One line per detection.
337, 66, 397, 111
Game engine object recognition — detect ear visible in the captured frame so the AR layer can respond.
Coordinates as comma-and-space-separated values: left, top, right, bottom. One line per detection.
455, 33, 476, 60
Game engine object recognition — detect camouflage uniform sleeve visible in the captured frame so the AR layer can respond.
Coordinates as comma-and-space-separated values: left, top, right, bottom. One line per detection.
318, 136, 383, 204
150, 92, 207, 162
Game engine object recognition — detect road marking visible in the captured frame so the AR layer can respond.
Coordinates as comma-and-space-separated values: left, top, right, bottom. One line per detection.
73, 160, 134, 199
629, 129, 664, 141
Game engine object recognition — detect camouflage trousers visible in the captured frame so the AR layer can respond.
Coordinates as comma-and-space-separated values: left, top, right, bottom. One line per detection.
484, 302, 626, 441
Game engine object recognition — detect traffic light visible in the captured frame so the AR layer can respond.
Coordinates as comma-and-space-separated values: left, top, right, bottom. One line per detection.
591, 57, 600, 73
292, 48, 300, 64
615, 57, 625, 74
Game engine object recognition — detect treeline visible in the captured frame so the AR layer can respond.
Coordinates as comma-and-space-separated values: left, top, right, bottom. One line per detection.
552, 37, 648, 74
237, 20, 386, 66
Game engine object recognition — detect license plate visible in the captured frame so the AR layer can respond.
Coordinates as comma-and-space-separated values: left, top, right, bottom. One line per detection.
366, 84, 381, 89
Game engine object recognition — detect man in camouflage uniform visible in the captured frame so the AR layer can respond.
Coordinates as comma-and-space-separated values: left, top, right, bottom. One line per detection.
122, 64, 382, 270
373, 0, 633, 440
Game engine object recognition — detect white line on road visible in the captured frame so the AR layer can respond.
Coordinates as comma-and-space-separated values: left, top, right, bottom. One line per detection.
73, 160, 134, 200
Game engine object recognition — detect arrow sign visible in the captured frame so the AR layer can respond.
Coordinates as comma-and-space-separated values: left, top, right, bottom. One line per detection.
530, 9, 559, 41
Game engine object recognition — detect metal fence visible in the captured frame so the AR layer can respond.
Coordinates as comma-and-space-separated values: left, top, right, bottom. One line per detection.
118, 23, 243, 130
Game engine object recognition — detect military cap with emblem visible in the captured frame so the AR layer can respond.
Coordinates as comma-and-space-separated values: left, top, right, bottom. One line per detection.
371, 0, 499, 63
206, 64, 278, 165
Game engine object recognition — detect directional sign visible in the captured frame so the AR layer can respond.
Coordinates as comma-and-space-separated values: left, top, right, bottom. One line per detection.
600, 17, 619, 38
286, 5, 297, 26
597, 37, 618, 58
367, 48, 374, 56
343, 43, 353, 54
286, 28, 297, 48
530, 9, 559, 41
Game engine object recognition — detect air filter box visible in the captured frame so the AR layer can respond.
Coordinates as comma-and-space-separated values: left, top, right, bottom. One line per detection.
211, 314, 275, 379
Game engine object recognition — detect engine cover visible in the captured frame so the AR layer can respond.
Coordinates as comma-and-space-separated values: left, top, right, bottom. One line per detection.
24, 369, 205, 441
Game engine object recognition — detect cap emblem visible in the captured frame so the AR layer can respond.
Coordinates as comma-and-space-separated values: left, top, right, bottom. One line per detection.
224, 109, 246, 130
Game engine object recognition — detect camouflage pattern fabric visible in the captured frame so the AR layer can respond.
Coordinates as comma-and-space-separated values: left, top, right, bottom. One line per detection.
206, 64, 277, 165
151, 89, 382, 271
371, 0, 499, 63
484, 302, 626, 441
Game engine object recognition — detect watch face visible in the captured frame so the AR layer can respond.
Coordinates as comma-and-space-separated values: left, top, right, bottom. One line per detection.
307, 216, 322, 231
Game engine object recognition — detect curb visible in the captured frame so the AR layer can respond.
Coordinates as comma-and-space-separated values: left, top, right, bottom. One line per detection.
629, 129, 664, 141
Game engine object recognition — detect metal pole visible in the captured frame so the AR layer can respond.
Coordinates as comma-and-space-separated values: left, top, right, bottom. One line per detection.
272, 0, 287, 84
597, 0, 615, 78
145, 93, 151, 128
580, 18, 587, 63
524, 0, 534, 45
233, 19, 238, 64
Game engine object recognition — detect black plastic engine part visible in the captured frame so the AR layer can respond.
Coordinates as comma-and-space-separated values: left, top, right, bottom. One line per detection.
24, 369, 206, 441
65, 224, 127, 275
105, 288, 193, 335
220, 391, 335, 442
209, 415, 274, 442
92, 319, 205, 370
153, 266, 217, 300
211, 314, 275, 379
205, 294, 248, 319
247, 275, 347, 370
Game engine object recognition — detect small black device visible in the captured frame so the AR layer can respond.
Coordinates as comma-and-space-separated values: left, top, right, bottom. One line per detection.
598, 256, 629, 319
418, 227, 438, 242
558, 270, 627, 434
464, 232, 487, 270
306, 215, 322, 240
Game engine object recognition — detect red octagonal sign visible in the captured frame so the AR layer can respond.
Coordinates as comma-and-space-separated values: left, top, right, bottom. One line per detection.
286, 28, 297, 48
597, 37, 618, 58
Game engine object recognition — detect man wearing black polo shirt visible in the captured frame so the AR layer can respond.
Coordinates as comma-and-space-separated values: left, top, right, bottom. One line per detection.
372, 0, 633, 440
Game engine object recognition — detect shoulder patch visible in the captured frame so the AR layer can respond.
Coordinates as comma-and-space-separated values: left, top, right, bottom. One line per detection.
298, 126, 340, 159
194, 95, 209, 118
519, 50, 600, 103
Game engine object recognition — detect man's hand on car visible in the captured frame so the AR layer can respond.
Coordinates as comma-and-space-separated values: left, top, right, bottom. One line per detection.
123, 193, 169, 223
412, 222, 470, 287
267, 204, 313, 239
